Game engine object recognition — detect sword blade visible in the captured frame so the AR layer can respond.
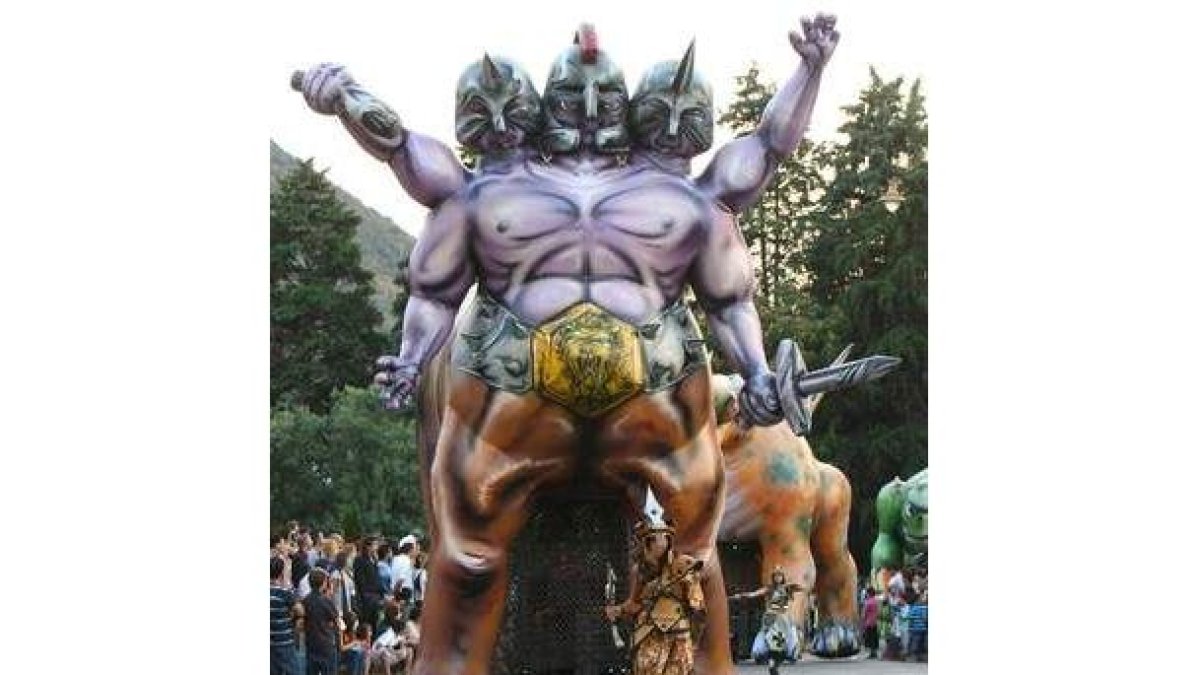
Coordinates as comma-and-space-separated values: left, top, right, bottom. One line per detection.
792, 355, 902, 397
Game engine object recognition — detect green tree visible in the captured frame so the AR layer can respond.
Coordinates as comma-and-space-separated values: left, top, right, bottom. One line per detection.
271, 386, 423, 537
802, 69, 928, 567
457, 144, 480, 170
271, 160, 390, 413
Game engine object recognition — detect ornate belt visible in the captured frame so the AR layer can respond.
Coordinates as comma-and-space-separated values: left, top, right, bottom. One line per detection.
450, 291, 708, 417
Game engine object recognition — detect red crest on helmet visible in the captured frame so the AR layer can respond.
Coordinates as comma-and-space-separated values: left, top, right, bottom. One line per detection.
575, 23, 599, 64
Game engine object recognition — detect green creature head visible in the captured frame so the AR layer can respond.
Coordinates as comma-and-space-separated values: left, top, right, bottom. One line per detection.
630, 41, 714, 159
900, 468, 928, 558
540, 23, 630, 155
455, 54, 542, 154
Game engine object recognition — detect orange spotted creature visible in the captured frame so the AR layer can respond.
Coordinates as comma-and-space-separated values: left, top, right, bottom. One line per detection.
712, 373, 862, 658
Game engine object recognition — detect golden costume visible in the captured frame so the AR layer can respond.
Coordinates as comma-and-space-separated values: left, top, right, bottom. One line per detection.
617, 507, 706, 675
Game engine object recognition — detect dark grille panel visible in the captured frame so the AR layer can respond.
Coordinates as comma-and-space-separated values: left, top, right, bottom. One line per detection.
494, 495, 632, 675
719, 541, 765, 662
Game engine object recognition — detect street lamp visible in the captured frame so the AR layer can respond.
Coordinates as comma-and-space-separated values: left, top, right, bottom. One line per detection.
882, 178, 904, 214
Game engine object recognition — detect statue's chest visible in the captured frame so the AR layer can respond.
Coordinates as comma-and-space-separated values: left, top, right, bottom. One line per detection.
471, 172, 705, 252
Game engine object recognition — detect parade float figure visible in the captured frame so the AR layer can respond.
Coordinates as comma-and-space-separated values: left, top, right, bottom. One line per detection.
712, 373, 862, 658
296, 15, 888, 675
730, 566, 804, 674
606, 491, 706, 675
870, 468, 928, 585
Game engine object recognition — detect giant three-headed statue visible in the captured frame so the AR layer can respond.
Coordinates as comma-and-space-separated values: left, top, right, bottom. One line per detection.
295, 14, 842, 675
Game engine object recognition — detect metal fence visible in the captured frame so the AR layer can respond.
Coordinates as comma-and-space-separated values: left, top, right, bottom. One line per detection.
494, 494, 632, 675
490, 496, 770, 671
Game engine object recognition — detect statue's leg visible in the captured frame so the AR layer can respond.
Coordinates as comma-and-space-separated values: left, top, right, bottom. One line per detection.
597, 371, 734, 675
808, 463, 861, 658
415, 373, 579, 675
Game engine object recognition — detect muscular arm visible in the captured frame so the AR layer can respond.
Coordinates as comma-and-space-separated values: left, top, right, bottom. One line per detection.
386, 131, 469, 208
393, 197, 475, 370
732, 586, 768, 601
689, 208, 770, 380
697, 19, 835, 213
297, 66, 468, 208
337, 83, 468, 208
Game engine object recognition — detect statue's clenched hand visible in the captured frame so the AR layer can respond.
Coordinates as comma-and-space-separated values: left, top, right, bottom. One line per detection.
373, 356, 420, 412
298, 63, 356, 115
788, 13, 839, 68
739, 371, 784, 427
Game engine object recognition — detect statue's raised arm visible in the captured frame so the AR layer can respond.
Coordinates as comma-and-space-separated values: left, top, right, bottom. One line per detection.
294, 63, 468, 209
697, 14, 839, 213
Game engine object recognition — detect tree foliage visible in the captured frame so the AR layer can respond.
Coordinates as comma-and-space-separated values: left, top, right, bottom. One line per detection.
457, 144, 481, 170
271, 386, 422, 537
715, 65, 929, 569
271, 160, 390, 413
803, 70, 928, 568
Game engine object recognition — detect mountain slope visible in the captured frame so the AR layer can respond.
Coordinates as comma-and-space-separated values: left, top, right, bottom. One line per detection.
271, 140, 415, 331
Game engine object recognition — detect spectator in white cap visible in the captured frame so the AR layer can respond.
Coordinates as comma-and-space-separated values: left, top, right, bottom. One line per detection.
390, 535, 418, 595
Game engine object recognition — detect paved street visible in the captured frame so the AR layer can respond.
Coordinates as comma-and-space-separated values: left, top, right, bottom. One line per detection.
735, 657, 927, 674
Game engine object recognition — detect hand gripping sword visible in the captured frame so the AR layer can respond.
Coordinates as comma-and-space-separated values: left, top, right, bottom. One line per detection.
772, 339, 902, 436
605, 563, 626, 648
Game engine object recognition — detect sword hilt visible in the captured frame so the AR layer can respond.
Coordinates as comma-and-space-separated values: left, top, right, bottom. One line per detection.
774, 339, 902, 437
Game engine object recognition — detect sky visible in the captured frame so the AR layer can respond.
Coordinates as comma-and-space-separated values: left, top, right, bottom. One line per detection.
269, 0, 930, 235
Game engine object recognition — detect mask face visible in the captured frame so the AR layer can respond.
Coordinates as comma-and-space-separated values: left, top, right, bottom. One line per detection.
541, 27, 630, 155
630, 42, 713, 159
454, 54, 543, 154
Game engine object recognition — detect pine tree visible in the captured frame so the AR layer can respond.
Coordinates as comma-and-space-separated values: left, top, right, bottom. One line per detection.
457, 144, 480, 170
801, 69, 928, 566
271, 160, 390, 413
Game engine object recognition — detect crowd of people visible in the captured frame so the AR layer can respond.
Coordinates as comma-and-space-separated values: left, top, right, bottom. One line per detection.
270, 521, 428, 675
271, 519, 927, 673
859, 567, 928, 662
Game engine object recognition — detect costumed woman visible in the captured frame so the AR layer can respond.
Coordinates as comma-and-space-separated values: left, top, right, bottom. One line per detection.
605, 490, 706, 675
730, 568, 805, 673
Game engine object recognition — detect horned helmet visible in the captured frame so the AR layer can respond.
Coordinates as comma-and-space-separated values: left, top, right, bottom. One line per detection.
454, 53, 542, 154
633, 487, 675, 543
540, 23, 630, 156
630, 41, 714, 159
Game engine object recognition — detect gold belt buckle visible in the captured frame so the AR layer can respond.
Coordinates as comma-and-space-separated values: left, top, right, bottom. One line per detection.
531, 303, 645, 416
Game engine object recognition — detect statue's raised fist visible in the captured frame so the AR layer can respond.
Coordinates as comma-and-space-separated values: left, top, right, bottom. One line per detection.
788, 13, 839, 68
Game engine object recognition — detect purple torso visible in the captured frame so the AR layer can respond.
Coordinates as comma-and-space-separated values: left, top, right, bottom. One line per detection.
467, 152, 711, 325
